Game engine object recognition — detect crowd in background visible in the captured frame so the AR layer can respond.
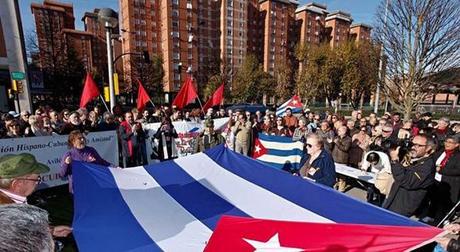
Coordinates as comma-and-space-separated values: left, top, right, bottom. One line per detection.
1, 105, 460, 225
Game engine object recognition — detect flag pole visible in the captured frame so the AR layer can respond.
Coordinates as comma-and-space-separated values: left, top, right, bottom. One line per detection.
149, 99, 156, 109
99, 95, 111, 112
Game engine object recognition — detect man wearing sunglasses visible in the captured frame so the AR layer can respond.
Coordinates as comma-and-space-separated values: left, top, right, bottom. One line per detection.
383, 134, 436, 217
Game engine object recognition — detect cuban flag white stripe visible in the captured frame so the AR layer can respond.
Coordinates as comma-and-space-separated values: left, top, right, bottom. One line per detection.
174, 153, 333, 223
257, 154, 302, 164
259, 138, 304, 151
109, 166, 213, 252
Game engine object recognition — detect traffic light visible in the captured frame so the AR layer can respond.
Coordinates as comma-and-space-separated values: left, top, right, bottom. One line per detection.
113, 73, 120, 95
12, 80, 17, 92
16, 81, 24, 93
142, 51, 150, 63
7, 89, 14, 99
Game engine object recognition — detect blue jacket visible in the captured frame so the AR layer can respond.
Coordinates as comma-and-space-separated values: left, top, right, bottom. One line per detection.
309, 150, 337, 187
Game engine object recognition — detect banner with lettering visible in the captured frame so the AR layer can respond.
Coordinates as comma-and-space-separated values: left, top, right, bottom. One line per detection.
0, 131, 118, 189
143, 118, 229, 164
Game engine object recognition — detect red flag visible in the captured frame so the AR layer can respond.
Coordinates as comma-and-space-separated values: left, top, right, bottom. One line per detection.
172, 76, 198, 109
205, 216, 443, 252
137, 80, 151, 111
80, 73, 100, 108
202, 82, 224, 112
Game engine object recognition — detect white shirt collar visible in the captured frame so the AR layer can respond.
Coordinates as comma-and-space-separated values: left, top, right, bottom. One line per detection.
0, 189, 27, 204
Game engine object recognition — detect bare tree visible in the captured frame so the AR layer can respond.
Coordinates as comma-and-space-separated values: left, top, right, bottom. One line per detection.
375, 0, 460, 119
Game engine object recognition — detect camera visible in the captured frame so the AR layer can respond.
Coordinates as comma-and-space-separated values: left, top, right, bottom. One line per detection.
381, 138, 413, 162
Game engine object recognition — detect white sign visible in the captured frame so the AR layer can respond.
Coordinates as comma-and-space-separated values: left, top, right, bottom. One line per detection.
0, 131, 119, 189
335, 163, 376, 184
143, 118, 229, 164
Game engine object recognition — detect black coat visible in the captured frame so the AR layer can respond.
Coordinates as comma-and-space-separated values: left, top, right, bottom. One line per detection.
384, 156, 435, 217
435, 150, 460, 206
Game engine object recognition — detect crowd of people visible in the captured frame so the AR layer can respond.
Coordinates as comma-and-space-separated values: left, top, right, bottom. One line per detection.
1, 103, 460, 250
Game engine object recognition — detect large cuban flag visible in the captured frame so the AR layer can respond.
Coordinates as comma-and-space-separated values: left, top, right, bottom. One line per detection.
72, 145, 442, 252
252, 134, 305, 171
276, 95, 303, 116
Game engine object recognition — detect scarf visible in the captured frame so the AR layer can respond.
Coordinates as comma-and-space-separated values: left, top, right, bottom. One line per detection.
439, 149, 455, 170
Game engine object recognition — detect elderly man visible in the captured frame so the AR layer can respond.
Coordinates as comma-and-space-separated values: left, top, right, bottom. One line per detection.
384, 134, 436, 217
0, 204, 54, 252
435, 117, 454, 147
232, 114, 252, 156
194, 119, 225, 153
0, 153, 49, 204
0, 153, 72, 237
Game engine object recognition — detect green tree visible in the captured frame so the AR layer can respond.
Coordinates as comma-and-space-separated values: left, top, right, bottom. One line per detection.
340, 41, 379, 109
232, 54, 275, 103
273, 61, 294, 103
295, 43, 342, 107
133, 55, 165, 104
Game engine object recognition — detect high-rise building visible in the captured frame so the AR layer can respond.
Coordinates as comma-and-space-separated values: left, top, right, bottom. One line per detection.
121, 0, 199, 100
247, 0, 263, 62
295, 2, 328, 46
82, 9, 123, 83
220, 0, 250, 82
259, 0, 299, 74
349, 23, 372, 43
31, 0, 75, 69
196, 0, 220, 91
325, 11, 353, 48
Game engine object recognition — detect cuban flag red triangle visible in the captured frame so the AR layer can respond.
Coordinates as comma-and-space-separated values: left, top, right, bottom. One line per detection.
286, 95, 302, 108
252, 138, 268, 159
204, 216, 443, 252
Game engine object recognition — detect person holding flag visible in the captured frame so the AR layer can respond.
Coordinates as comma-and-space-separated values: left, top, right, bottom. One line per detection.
193, 119, 225, 153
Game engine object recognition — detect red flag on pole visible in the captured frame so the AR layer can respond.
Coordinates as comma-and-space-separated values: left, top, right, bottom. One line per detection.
137, 80, 151, 111
172, 76, 198, 109
80, 73, 100, 108
202, 82, 224, 112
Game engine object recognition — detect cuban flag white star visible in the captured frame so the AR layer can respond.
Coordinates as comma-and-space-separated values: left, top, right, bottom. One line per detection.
254, 145, 262, 154
243, 233, 303, 252
292, 100, 298, 105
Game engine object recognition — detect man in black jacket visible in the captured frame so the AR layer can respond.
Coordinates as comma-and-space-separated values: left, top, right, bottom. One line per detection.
384, 134, 436, 217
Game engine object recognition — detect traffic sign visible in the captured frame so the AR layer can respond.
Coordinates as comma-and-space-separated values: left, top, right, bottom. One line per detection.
11, 71, 25, 80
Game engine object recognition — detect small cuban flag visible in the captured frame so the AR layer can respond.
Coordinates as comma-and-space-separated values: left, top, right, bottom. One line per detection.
276, 95, 303, 117
252, 134, 305, 172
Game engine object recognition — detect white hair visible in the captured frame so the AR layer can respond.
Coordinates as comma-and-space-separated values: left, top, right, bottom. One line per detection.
0, 204, 53, 252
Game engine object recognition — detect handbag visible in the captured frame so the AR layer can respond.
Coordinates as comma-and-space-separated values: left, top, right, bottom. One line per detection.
374, 171, 394, 196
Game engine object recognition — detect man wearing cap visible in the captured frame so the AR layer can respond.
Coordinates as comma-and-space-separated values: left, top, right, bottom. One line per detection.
194, 119, 225, 153
0, 153, 50, 204
0, 153, 73, 238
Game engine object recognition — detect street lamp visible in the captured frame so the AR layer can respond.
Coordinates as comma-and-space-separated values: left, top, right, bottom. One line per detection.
98, 8, 118, 112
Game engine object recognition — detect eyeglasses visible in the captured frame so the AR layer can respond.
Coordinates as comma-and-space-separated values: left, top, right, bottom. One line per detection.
64, 113, 69, 116
16, 177, 42, 184
306, 143, 313, 148
412, 143, 426, 148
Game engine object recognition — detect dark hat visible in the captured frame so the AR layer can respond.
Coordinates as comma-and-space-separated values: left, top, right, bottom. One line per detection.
0, 153, 50, 179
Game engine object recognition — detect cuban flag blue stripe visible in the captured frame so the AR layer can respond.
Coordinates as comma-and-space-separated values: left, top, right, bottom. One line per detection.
266, 148, 304, 157
143, 161, 250, 229
72, 161, 161, 252
260, 134, 299, 143
205, 145, 426, 227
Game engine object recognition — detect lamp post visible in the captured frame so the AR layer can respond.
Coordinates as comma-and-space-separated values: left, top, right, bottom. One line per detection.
98, 8, 118, 112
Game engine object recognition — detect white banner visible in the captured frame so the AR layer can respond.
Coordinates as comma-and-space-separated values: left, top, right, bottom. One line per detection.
143, 118, 229, 164
0, 131, 119, 189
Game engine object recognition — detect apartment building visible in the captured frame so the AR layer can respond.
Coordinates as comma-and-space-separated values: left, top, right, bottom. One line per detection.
350, 23, 372, 43
325, 11, 353, 48
121, 0, 199, 99
31, 0, 75, 69
259, 0, 299, 74
221, 0, 250, 81
196, 0, 220, 90
295, 2, 328, 46
82, 9, 123, 82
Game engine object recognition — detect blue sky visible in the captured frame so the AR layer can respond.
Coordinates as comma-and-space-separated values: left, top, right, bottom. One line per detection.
19, 0, 381, 35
